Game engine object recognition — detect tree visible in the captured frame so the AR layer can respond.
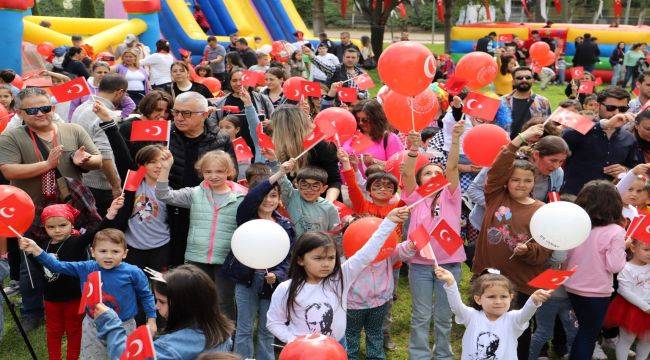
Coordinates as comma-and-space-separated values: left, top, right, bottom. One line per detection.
356, 0, 406, 60
443, 0, 453, 53
312, 0, 325, 35
80, 0, 96, 18
32, 0, 40, 15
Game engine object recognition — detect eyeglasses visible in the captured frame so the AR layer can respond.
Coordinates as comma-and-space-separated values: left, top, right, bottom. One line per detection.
601, 104, 630, 112
21, 105, 53, 115
171, 109, 204, 119
515, 76, 533, 80
370, 182, 395, 191
298, 180, 323, 191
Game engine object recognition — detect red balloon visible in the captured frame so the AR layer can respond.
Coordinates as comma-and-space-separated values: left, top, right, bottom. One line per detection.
378, 41, 437, 97
201, 77, 221, 95
11, 74, 23, 90
279, 334, 347, 360
384, 150, 431, 181
462, 124, 510, 167
383, 89, 439, 133
343, 217, 398, 263
529, 41, 551, 60
454, 52, 498, 90
271, 40, 293, 63
37, 42, 54, 57
377, 85, 389, 104
538, 51, 556, 67
314, 107, 357, 144
0, 185, 36, 237
283, 76, 304, 101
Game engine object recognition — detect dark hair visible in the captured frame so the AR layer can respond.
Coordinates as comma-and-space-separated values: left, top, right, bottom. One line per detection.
170, 61, 190, 74
207, 36, 217, 43
134, 145, 165, 167
344, 48, 359, 57
0, 69, 16, 83
156, 39, 170, 53
197, 352, 243, 360
195, 65, 213, 77
488, 31, 497, 36
365, 164, 384, 177
236, 38, 248, 46
71, 35, 83, 42
421, 127, 440, 144
575, 180, 624, 227
245, 163, 272, 186
92, 228, 127, 249
296, 166, 328, 184
559, 99, 582, 110
470, 273, 515, 310
361, 35, 371, 47
219, 114, 241, 128
512, 159, 536, 175
137, 90, 173, 120
531, 30, 539, 35
62, 46, 83, 69
632, 43, 644, 51
286, 232, 342, 322
0, 84, 15, 110
521, 117, 561, 137
153, 265, 234, 348
499, 54, 516, 75
266, 67, 287, 82
637, 70, 650, 85
365, 172, 398, 194
512, 66, 533, 78
583, 94, 598, 104
530, 135, 571, 157
98, 74, 128, 93
597, 86, 631, 103
350, 99, 391, 141
225, 52, 246, 70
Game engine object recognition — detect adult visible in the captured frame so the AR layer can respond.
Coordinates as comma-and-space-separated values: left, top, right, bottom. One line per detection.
68, 62, 136, 121
494, 50, 518, 96
114, 34, 150, 60
623, 43, 647, 90
170, 61, 213, 99
193, 4, 210, 33
496, 66, 552, 138
141, 39, 175, 92
573, 34, 600, 72
288, 50, 308, 78
271, 105, 341, 202
609, 42, 626, 86
0, 87, 101, 331
226, 34, 239, 53
202, 36, 226, 82
631, 109, 650, 163
312, 43, 339, 84
114, 48, 150, 106
523, 30, 542, 52
236, 38, 258, 68
629, 70, 650, 113
71, 74, 127, 216
343, 99, 404, 167
335, 31, 361, 62
167, 91, 236, 266
119, 90, 174, 158
359, 35, 375, 70
62, 47, 90, 79
475, 31, 496, 56
308, 47, 367, 102
225, 52, 247, 74
261, 67, 286, 108
562, 86, 639, 195
318, 32, 336, 55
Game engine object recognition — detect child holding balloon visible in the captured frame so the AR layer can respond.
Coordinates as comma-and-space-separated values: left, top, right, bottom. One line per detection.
266, 202, 410, 345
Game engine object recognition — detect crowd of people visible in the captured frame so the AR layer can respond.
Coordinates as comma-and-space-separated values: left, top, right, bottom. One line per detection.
0, 26, 649, 360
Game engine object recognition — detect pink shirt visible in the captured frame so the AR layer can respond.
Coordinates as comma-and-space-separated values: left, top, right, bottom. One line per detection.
563, 224, 627, 298
402, 186, 466, 265
342, 132, 404, 161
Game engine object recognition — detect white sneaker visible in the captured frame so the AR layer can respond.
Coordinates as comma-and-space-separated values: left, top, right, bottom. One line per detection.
602, 336, 636, 357
592, 342, 607, 360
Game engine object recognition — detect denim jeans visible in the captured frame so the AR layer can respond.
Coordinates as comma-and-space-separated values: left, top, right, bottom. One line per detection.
624, 66, 637, 89
408, 262, 462, 360
529, 297, 578, 360
0, 259, 9, 343
611, 64, 624, 85
234, 272, 274, 360
568, 293, 610, 359
19, 251, 44, 319
346, 303, 388, 360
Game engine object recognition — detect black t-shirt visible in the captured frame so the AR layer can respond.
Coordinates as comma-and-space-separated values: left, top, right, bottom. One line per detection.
181, 133, 203, 187
510, 97, 533, 139
240, 48, 258, 68
172, 82, 213, 99
224, 93, 258, 152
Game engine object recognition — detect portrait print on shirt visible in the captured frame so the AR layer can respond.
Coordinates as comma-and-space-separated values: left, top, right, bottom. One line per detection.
473, 331, 500, 360
131, 194, 159, 223
304, 302, 334, 336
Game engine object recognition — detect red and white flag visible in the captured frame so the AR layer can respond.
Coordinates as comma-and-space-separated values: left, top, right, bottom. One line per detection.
631, 215, 650, 244
348, 131, 374, 154
256, 123, 274, 151
528, 268, 576, 290
578, 81, 595, 94
409, 224, 431, 251
78, 271, 102, 314
302, 125, 327, 151
333, 200, 354, 219
50, 77, 91, 103
497, 34, 514, 43
416, 173, 450, 197
547, 192, 560, 203
547, 107, 594, 135
419, 242, 438, 265
124, 166, 147, 192
353, 73, 375, 90
337, 87, 358, 103
241, 70, 263, 88
119, 325, 156, 360
431, 219, 463, 256
462, 92, 500, 121
626, 215, 645, 238
233, 137, 253, 162
569, 67, 584, 79
131, 120, 170, 142
301, 80, 322, 98
222, 105, 240, 113
442, 76, 467, 96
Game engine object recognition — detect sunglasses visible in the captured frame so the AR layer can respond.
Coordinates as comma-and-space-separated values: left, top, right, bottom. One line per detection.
515, 76, 533, 80
22, 105, 53, 115
601, 104, 630, 112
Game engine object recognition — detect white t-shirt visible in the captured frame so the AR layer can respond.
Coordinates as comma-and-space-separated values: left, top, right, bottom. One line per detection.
266, 219, 397, 343
444, 282, 540, 360
125, 69, 146, 91
140, 52, 174, 85
617, 262, 650, 312
312, 53, 340, 81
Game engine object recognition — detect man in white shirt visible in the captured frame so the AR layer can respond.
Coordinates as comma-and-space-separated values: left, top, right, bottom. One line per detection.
140, 40, 174, 91
312, 43, 339, 83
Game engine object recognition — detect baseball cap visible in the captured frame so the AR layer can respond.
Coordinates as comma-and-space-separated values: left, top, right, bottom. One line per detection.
125, 34, 137, 44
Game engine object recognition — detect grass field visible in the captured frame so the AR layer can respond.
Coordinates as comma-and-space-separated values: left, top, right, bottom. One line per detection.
1, 44, 582, 359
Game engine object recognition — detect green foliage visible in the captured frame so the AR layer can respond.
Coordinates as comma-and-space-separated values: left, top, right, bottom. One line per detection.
35, 0, 104, 18
80, 0, 97, 18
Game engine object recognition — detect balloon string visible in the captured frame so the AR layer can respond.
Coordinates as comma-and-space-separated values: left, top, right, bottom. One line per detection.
508, 237, 533, 260
410, 97, 415, 131
5, 225, 35, 289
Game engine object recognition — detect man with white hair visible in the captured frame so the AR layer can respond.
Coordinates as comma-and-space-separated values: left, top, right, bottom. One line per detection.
115, 34, 150, 59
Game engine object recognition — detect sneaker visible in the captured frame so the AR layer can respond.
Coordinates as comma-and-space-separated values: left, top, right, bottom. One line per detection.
20, 316, 44, 332
602, 336, 636, 357
3, 280, 19, 296
592, 342, 607, 360
383, 335, 396, 351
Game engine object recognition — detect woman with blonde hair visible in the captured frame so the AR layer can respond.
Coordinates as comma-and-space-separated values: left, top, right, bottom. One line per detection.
114, 48, 150, 105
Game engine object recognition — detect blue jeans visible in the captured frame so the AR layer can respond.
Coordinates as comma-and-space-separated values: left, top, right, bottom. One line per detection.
346, 303, 388, 360
19, 251, 43, 318
568, 293, 610, 359
611, 64, 624, 85
529, 296, 578, 359
408, 262, 462, 360
0, 259, 9, 343
234, 272, 274, 360
624, 66, 637, 89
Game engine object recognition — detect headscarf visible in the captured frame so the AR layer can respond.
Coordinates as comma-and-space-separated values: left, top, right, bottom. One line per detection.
40, 204, 80, 226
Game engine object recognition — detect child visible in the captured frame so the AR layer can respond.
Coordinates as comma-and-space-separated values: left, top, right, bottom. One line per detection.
603, 239, 650, 360
249, 53, 271, 73
266, 205, 410, 343
195, 65, 212, 78
94, 264, 234, 359
562, 180, 627, 359
268, 159, 339, 238
0, 84, 14, 113
617, 163, 650, 220
404, 121, 466, 359
221, 174, 295, 360
435, 268, 551, 359
156, 149, 244, 321
582, 94, 598, 113
19, 228, 156, 360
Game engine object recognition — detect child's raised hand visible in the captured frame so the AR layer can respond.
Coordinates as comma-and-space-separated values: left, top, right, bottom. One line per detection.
631, 163, 650, 176
106, 196, 125, 220
530, 289, 552, 306
451, 120, 465, 140
451, 95, 462, 108
434, 266, 455, 286
93, 101, 113, 122
406, 131, 421, 151
19, 237, 42, 256
337, 147, 350, 164
160, 149, 174, 170
261, 148, 277, 162
386, 206, 409, 223
280, 158, 296, 173
520, 123, 544, 143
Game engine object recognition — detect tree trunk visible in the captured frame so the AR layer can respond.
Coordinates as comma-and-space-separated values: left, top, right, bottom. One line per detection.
444, 0, 453, 53
370, 23, 386, 60
312, 0, 325, 35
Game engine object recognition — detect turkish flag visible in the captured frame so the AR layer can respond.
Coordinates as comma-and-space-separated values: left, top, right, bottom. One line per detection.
614, 0, 623, 17
436, 0, 445, 21
626, 215, 645, 239
442, 76, 467, 96
595, 77, 603, 86
233, 137, 253, 162
547, 107, 594, 135
50, 77, 91, 103
123, 166, 147, 192
569, 67, 584, 79
301, 80, 322, 98
119, 325, 156, 360
222, 105, 240, 113
78, 271, 102, 314
284, 79, 303, 101
337, 87, 357, 103
432, 219, 463, 255
333, 200, 354, 219
130, 120, 170, 142
419, 242, 437, 263
528, 268, 576, 290
241, 70, 263, 88
462, 92, 500, 122
416, 173, 450, 197
631, 215, 650, 244
348, 131, 375, 154
498, 34, 514, 43
353, 73, 375, 90
578, 81, 595, 94
409, 224, 431, 251
256, 123, 274, 151
547, 192, 560, 203
302, 125, 327, 151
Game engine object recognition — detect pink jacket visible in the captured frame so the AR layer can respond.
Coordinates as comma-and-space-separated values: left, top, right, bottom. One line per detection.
563, 224, 627, 298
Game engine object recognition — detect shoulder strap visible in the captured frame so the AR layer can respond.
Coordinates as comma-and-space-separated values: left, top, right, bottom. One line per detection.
25, 127, 62, 178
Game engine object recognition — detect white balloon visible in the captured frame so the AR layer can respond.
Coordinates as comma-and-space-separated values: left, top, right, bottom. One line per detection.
231, 219, 290, 269
529, 201, 591, 251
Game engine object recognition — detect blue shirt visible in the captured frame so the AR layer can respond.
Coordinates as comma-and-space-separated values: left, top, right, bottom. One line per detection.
35, 253, 156, 321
